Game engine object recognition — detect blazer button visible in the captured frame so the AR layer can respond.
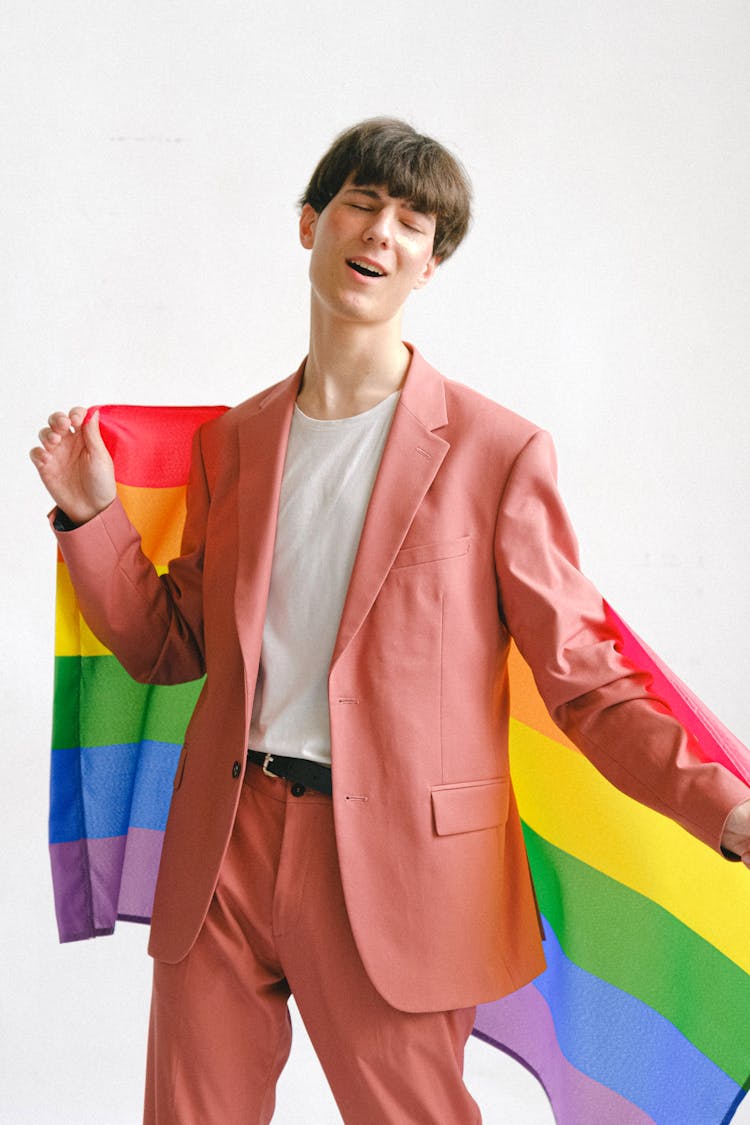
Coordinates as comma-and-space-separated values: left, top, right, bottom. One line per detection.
232, 760, 242, 778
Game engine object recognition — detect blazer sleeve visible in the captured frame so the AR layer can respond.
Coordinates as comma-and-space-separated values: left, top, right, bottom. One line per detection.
52, 425, 210, 685
493, 429, 750, 853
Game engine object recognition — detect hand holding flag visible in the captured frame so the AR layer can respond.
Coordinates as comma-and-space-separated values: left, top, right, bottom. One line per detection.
30, 406, 116, 524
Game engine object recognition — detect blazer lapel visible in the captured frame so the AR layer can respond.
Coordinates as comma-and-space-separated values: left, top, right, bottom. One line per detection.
233, 366, 301, 683
331, 348, 450, 667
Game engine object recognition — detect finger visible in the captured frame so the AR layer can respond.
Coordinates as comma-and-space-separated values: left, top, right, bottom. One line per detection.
47, 411, 75, 433
38, 425, 63, 449
46, 407, 87, 434
82, 409, 108, 454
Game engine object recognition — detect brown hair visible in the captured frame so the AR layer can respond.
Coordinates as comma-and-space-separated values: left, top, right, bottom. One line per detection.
300, 117, 472, 262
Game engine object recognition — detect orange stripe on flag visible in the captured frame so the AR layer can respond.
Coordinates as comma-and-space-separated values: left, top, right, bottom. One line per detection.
117, 483, 187, 565
508, 643, 578, 752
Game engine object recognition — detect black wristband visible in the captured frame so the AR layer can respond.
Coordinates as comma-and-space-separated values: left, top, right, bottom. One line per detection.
53, 509, 81, 532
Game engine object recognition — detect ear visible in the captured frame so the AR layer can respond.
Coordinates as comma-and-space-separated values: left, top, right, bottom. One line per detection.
299, 203, 318, 250
412, 255, 440, 291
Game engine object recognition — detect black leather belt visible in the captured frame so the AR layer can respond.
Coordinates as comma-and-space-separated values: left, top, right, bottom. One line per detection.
247, 750, 333, 796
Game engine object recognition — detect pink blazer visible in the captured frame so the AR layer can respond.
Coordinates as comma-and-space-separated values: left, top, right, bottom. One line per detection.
56, 347, 749, 1013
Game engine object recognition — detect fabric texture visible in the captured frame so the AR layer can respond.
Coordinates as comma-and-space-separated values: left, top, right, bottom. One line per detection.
50, 381, 750, 1123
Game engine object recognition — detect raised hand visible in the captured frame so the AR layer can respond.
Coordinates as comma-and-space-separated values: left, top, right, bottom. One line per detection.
30, 407, 117, 525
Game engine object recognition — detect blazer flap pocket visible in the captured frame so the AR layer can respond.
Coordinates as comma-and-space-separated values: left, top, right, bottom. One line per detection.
431, 777, 510, 836
392, 535, 471, 569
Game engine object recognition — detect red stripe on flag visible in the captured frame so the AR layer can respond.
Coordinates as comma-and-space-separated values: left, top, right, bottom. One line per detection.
87, 405, 228, 488
605, 602, 750, 786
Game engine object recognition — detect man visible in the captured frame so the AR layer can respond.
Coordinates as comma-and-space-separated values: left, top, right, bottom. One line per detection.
31, 118, 750, 1124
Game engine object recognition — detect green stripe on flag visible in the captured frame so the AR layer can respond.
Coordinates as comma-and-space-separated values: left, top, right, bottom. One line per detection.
53, 656, 202, 750
525, 824, 750, 1085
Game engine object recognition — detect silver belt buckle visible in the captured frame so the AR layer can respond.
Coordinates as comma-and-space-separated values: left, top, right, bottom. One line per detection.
261, 752, 276, 778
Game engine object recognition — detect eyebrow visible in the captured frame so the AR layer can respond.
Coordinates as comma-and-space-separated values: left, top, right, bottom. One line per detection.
344, 186, 383, 200
343, 185, 430, 217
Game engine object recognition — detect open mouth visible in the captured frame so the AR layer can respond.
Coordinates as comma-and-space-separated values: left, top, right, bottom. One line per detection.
347, 259, 386, 278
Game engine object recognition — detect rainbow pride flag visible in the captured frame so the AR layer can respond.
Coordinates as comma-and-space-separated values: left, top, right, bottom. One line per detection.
50, 405, 750, 1124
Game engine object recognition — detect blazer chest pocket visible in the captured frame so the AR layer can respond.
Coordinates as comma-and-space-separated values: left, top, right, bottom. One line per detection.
431, 777, 509, 836
391, 535, 471, 570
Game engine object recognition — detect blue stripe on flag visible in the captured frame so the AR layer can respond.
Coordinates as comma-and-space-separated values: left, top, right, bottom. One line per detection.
536, 919, 740, 1124
49, 741, 181, 842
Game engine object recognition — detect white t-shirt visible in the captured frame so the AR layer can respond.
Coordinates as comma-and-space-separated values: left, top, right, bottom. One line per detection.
248, 391, 399, 765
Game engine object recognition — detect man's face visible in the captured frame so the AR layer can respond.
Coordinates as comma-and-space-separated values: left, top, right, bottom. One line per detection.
299, 175, 438, 328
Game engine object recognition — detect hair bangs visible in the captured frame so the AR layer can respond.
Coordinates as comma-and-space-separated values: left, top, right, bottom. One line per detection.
300, 118, 472, 261
350, 139, 447, 220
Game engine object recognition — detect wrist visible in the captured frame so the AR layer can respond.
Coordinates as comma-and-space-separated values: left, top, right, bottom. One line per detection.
52, 496, 115, 530
720, 797, 750, 862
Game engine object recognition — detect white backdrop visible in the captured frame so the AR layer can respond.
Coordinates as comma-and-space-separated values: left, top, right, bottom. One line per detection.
3, 2, 749, 1122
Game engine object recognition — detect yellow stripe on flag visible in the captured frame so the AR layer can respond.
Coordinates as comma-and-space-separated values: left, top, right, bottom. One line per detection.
511, 717, 750, 973
55, 561, 169, 657
55, 563, 110, 657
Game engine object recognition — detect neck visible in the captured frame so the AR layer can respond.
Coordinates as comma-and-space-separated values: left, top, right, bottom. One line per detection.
298, 304, 410, 420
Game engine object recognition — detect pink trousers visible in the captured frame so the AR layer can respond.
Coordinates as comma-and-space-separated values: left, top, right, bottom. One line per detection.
144, 761, 481, 1124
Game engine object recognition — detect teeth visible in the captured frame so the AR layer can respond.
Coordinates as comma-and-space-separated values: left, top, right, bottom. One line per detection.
349, 259, 384, 277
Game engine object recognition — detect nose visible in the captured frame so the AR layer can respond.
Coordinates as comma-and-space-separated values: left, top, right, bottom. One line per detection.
363, 208, 394, 247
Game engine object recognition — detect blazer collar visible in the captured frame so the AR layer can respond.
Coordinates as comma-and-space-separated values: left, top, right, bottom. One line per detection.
241, 343, 447, 427
396, 342, 449, 433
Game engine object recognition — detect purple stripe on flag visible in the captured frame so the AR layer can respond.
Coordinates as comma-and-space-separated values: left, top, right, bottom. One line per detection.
50, 829, 163, 942
87, 834, 128, 931
474, 984, 656, 1125
117, 826, 164, 921
49, 836, 126, 940
49, 839, 103, 942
